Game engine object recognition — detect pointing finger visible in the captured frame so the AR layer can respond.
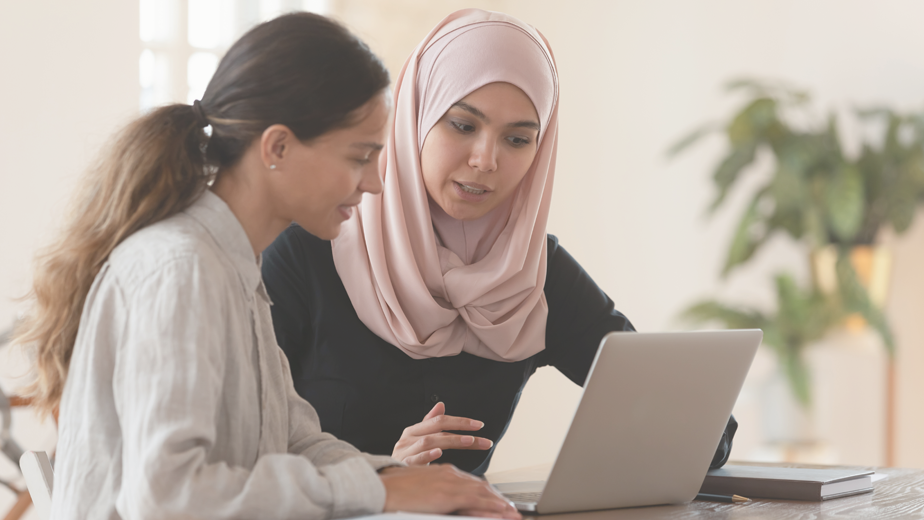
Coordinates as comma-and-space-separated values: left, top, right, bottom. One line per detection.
423, 401, 445, 421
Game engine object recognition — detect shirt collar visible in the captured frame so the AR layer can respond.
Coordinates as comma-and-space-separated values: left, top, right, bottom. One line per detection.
186, 190, 263, 297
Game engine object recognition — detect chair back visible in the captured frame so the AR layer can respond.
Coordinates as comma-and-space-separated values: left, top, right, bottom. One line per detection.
19, 451, 53, 520
0, 386, 25, 464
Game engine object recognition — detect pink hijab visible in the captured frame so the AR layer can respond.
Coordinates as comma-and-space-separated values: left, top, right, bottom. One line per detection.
332, 9, 559, 362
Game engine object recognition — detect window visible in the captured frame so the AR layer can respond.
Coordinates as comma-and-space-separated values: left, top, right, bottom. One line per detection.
139, 0, 328, 111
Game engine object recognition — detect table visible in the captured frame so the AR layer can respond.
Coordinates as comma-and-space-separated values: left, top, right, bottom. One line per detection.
485, 462, 924, 519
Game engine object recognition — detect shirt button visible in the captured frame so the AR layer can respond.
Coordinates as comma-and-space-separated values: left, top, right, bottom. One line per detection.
430, 394, 439, 403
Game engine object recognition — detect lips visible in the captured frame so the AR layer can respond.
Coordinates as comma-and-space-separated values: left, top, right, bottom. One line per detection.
453, 181, 492, 202
457, 182, 486, 195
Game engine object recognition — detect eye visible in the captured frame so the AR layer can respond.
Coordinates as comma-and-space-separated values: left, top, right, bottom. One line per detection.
450, 120, 476, 134
506, 135, 531, 147
352, 156, 372, 166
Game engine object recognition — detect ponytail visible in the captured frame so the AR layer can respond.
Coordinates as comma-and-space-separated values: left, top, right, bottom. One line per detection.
15, 105, 211, 417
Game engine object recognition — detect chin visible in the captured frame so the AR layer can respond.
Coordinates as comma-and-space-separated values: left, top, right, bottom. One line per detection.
444, 202, 492, 221
448, 209, 486, 221
296, 220, 340, 240
313, 227, 339, 240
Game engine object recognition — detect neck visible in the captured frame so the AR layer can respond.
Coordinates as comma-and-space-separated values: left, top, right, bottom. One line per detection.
429, 195, 513, 265
210, 160, 288, 257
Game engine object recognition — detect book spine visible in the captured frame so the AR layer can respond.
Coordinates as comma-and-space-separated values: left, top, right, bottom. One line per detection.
700, 477, 822, 501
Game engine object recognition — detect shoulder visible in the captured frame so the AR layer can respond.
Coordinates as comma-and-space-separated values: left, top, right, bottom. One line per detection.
546, 233, 562, 258
265, 223, 331, 262
262, 223, 333, 281
543, 233, 583, 289
107, 213, 231, 294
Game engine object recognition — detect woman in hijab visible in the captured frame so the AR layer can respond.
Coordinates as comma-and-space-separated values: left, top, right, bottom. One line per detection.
262, 9, 736, 476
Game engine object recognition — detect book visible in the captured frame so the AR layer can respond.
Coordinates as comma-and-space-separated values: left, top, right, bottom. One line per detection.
700, 465, 875, 501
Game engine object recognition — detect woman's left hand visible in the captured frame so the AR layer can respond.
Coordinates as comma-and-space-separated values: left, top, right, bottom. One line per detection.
392, 402, 493, 465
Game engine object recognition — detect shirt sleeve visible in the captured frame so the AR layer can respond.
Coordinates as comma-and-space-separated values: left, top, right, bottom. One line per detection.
278, 348, 403, 473
541, 235, 736, 468
541, 235, 635, 385
113, 256, 386, 520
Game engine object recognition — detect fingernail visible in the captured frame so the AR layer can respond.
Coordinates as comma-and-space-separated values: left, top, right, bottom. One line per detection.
461, 435, 474, 446
471, 419, 484, 428
430, 448, 441, 457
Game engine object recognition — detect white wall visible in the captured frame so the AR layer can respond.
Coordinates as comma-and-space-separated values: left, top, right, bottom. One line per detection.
0, 1, 139, 515
0, 1, 141, 325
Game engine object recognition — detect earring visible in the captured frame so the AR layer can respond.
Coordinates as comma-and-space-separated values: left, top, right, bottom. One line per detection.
269, 164, 276, 170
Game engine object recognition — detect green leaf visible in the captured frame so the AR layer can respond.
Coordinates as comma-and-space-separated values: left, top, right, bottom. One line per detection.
680, 301, 768, 330
818, 113, 844, 160
666, 122, 722, 158
760, 323, 787, 360
855, 106, 893, 121
835, 252, 896, 355
709, 143, 757, 212
907, 153, 924, 186
783, 347, 812, 407
824, 164, 865, 243
884, 114, 903, 156
888, 187, 917, 233
768, 206, 804, 239
725, 78, 773, 96
770, 157, 809, 213
725, 78, 809, 105
802, 207, 828, 248
728, 98, 776, 146
722, 192, 766, 275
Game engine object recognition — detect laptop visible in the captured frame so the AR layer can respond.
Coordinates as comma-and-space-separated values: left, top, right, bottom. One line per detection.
492, 329, 762, 514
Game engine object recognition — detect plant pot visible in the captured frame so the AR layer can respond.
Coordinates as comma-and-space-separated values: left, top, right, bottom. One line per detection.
811, 245, 892, 330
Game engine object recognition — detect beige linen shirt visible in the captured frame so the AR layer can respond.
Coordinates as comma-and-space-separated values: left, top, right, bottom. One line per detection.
50, 190, 398, 520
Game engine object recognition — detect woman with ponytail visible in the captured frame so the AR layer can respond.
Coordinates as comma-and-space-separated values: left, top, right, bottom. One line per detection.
13, 12, 519, 520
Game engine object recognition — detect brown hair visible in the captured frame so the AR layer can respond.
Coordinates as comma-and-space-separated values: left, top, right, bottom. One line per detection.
14, 12, 389, 417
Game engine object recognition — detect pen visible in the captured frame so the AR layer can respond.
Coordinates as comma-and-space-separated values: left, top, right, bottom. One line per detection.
695, 493, 750, 503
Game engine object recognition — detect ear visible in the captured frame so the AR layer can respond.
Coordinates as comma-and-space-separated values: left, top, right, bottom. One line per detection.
259, 124, 295, 169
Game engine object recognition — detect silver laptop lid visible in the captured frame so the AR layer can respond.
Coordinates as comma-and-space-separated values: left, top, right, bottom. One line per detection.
535, 330, 761, 514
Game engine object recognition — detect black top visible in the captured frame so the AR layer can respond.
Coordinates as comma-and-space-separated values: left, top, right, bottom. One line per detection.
262, 225, 735, 474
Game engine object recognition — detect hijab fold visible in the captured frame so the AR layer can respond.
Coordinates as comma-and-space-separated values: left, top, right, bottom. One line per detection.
332, 9, 559, 362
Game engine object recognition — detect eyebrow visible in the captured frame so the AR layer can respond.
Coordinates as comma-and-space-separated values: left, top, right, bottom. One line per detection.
452, 101, 540, 132
350, 142, 385, 151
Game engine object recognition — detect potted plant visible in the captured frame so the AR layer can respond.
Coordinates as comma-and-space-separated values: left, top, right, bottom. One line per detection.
669, 79, 924, 407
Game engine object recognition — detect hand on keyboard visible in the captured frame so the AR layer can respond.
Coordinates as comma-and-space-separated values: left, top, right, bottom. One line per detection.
380, 465, 521, 519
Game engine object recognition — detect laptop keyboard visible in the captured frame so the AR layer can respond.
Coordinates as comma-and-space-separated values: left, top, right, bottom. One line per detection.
504, 491, 542, 503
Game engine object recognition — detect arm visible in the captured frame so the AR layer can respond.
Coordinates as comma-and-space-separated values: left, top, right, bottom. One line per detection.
114, 257, 385, 520
277, 349, 519, 520
278, 348, 399, 471
263, 226, 493, 467
263, 227, 393, 466
541, 235, 635, 385
542, 235, 736, 468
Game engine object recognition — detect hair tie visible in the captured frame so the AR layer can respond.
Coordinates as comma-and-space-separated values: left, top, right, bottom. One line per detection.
192, 100, 209, 128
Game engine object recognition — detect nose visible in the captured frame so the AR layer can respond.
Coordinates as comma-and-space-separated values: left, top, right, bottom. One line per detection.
468, 135, 497, 172
358, 160, 383, 195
